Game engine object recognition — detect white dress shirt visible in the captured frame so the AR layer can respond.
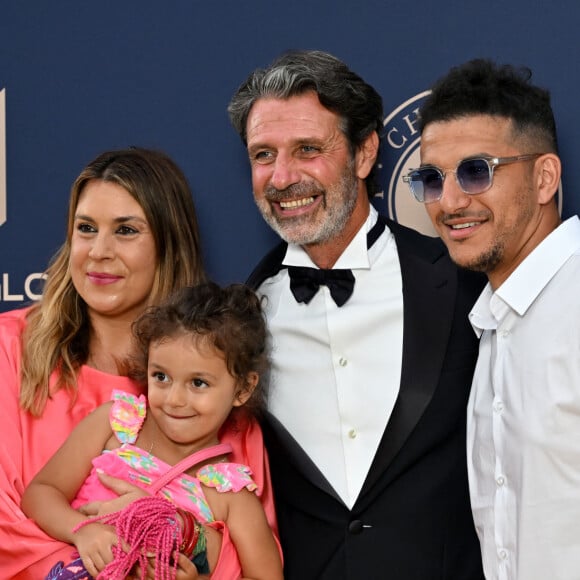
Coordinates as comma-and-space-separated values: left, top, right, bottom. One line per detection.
258, 205, 404, 508
467, 216, 580, 580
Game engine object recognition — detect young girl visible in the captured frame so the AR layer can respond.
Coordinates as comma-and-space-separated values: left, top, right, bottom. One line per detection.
22, 282, 283, 580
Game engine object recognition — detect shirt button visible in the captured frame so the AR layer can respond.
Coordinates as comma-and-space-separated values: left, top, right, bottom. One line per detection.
496, 475, 505, 486
493, 401, 504, 413
500, 329, 510, 337
348, 429, 357, 439
339, 357, 348, 367
348, 520, 364, 534
498, 549, 508, 560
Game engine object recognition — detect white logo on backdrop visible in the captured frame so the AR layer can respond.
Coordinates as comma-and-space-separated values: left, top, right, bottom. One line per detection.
376, 91, 436, 236
0, 88, 6, 226
0, 89, 46, 304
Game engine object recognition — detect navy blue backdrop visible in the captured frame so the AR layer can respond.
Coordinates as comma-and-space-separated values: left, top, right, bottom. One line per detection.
1, 1, 579, 311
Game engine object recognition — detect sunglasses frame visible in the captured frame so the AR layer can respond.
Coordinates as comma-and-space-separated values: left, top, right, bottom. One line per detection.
403, 153, 543, 203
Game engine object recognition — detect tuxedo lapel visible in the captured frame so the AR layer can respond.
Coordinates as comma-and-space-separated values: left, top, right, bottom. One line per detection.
261, 411, 343, 502
357, 219, 457, 501
246, 241, 288, 289
248, 246, 344, 501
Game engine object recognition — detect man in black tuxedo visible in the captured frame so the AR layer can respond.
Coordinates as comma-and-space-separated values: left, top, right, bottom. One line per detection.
228, 50, 484, 580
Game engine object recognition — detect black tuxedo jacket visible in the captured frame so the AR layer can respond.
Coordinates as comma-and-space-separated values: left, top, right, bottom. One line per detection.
247, 216, 485, 580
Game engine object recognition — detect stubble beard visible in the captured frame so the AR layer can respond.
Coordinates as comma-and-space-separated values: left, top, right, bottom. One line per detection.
449, 184, 536, 275
455, 242, 504, 274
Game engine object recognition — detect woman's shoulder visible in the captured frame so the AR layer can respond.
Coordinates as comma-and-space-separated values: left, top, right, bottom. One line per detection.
0, 307, 31, 363
0, 306, 30, 335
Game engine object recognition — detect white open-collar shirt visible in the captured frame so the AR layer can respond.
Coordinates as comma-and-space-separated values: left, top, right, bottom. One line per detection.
258, 206, 404, 508
468, 215, 580, 580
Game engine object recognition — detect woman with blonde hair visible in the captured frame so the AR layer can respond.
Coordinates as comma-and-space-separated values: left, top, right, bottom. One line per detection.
21, 147, 206, 416
0, 147, 277, 579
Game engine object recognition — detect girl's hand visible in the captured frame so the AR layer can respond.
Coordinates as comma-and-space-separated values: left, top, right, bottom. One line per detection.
77, 471, 150, 517
73, 521, 119, 577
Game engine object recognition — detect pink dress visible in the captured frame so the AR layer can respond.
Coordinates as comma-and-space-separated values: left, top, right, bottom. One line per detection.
73, 390, 258, 523
0, 308, 278, 580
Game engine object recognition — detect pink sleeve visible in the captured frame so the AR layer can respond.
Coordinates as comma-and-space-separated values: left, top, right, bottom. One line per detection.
0, 309, 145, 578
217, 413, 283, 576
0, 311, 26, 487
219, 414, 279, 537
197, 462, 258, 493
109, 390, 147, 444
0, 309, 77, 578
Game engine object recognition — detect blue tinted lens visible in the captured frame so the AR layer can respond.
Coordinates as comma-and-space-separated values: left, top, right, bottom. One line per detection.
456, 158, 492, 193
411, 167, 443, 202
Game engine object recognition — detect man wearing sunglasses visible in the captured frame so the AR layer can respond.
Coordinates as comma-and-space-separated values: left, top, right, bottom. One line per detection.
406, 59, 580, 580
229, 50, 485, 580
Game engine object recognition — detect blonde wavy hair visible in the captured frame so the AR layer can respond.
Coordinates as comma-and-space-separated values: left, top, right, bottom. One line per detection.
20, 147, 206, 415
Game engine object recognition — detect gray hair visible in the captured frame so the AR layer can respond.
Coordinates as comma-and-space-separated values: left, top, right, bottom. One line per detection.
228, 50, 384, 194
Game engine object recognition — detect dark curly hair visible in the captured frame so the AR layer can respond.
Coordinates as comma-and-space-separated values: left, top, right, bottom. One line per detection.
131, 282, 269, 417
419, 58, 558, 153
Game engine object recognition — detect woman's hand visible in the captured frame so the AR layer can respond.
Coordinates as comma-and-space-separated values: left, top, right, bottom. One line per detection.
77, 471, 150, 517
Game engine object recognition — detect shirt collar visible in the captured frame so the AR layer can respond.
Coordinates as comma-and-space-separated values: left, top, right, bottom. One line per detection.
283, 205, 378, 269
496, 216, 580, 315
470, 216, 580, 336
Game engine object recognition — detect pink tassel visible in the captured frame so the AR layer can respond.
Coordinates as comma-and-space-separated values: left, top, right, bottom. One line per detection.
74, 496, 182, 580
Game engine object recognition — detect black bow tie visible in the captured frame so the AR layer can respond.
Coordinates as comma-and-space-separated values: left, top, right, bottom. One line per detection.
287, 218, 386, 307
288, 266, 355, 307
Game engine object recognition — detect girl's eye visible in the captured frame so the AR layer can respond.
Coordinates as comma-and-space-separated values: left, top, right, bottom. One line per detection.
152, 372, 169, 383
192, 378, 209, 389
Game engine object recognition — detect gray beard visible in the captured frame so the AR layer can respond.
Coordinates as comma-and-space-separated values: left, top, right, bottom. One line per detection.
257, 165, 358, 246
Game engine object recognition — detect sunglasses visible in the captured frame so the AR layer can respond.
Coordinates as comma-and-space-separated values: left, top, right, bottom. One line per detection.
402, 154, 542, 204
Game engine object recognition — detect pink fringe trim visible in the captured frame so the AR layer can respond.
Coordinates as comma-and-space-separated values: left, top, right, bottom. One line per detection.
74, 496, 182, 580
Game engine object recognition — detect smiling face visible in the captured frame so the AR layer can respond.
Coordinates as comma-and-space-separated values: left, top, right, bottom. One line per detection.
421, 115, 560, 288
245, 92, 377, 266
70, 179, 157, 322
145, 333, 253, 456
